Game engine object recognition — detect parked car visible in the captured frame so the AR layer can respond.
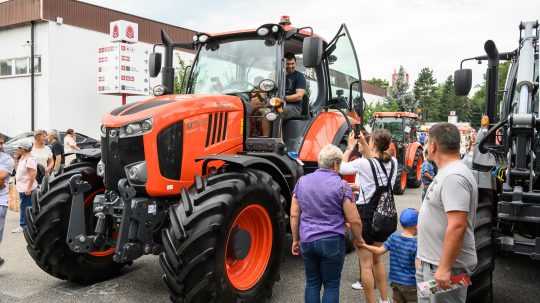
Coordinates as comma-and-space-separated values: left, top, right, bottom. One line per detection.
4, 130, 100, 156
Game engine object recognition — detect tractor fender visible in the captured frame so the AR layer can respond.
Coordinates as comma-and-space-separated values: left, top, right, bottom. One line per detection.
197, 154, 292, 203
404, 142, 422, 171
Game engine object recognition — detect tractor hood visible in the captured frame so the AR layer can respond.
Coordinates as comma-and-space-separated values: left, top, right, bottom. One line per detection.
101, 94, 244, 128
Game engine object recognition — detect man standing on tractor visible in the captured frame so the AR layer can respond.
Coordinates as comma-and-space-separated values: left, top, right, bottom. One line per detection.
283, 52, 307, 119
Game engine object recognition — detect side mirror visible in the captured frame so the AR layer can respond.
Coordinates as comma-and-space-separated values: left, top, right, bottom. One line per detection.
149, 52, 162, 78
454, 69, 472, 96
302, 37, 323, 68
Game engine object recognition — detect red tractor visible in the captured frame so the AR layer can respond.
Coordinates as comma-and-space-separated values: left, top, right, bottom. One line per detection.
24, 18, 365, 302
371, 112, 423, 194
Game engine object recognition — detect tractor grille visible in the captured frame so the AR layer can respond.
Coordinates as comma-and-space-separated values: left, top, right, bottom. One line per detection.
101, 130, 145, 191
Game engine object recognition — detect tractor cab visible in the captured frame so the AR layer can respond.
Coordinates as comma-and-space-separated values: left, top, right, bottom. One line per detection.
150, 18, 364, 155
371, 112, 422, 195
371, 112, 419, 145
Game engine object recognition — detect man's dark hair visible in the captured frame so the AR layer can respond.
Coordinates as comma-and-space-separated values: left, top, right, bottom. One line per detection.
284, 52, 296, 61
429, 123, 460, 153
0, 134, 5, 142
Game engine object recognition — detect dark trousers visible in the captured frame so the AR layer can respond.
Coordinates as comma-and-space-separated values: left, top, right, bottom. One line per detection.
18, 192, 32, 227
301, 235, 346, 303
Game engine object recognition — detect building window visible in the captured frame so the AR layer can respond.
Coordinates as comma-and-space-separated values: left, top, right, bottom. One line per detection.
33, 56, 41, 73
15, 58, 28, 75
0, 60, 12, 76
0, 56, 41, 77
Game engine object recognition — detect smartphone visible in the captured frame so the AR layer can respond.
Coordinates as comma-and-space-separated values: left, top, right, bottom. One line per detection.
353, 124, 363, 139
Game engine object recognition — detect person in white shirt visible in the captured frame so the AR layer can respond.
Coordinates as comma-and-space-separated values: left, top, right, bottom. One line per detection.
30, 130, 53, 175
63, 128, 79, 166
340, 129, 398, 303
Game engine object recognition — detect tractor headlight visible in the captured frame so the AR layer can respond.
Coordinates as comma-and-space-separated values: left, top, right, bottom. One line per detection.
259, 79, 276, 92
265, 112, 278, 121
100, 125, 107, 137
198, 34, 209, 43
119, 118, 153, 138
269, 97, 283, 107
257, 27, 270, 36
125, 161, 147, 185
97, 160, 105, 178
153, 85, 165, 96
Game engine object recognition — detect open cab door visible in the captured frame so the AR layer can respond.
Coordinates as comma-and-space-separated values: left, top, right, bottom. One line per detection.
325, 24, 363, 122
298, 24, 364, 164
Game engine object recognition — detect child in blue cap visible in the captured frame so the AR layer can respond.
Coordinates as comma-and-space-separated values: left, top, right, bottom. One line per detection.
362, 208, 419, 303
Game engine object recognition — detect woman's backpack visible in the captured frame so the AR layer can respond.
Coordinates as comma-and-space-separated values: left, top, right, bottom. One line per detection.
367, 158, 397, 241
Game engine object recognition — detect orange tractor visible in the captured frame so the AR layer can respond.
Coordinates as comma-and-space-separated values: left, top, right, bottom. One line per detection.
24, 18, 365, 302
371, 112, 423, 194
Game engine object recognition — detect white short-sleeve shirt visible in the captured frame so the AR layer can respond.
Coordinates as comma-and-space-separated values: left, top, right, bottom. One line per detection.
340, 157, 398, 205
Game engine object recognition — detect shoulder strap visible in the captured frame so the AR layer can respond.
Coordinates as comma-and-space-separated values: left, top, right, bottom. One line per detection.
376, 158, 395, 189
367, 159, 380, 188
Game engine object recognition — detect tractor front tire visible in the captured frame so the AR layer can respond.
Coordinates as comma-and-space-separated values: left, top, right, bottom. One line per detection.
23, 162, 125, 284
161, 169, 286, 303
407, 149, 423, 188
393, 165, 406, 195
466, 189, 495, 303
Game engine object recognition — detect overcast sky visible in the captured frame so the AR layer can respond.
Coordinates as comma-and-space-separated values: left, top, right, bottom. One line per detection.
82, 0, 539, 89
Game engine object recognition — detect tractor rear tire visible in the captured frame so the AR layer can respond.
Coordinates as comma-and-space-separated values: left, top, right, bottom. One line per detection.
23, 162, 125, 284
466, 189, 495, 303
393, 166, 406, 195
161, 169, 286, 303
407, 149, 423, 188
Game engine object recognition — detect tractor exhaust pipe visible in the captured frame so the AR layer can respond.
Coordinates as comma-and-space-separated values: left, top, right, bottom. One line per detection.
484, 40, 499, 143
161, 30, 175, 95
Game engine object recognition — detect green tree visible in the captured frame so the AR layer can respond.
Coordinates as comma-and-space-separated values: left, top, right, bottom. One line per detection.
437, 75, 456, 121
413, 67, 439, 121
366, 78, 390, 90
389, 66, 416, 111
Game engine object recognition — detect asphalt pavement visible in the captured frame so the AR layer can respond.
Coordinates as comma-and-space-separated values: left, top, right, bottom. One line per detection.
0, 187, 539, 303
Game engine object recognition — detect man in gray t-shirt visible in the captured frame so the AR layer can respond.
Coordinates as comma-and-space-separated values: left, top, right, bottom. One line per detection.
417, 123, 478, 303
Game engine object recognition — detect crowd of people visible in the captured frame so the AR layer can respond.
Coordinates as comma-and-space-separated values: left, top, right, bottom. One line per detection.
0, 111, 478, 303
0, 129, 79, 265
291, 122, 478, 303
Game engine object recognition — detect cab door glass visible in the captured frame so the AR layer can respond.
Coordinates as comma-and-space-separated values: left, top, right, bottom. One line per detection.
326, 24, 362, 112
296, 56, 319, 105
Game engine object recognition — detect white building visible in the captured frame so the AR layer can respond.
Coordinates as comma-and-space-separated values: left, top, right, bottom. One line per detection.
0, 0, 195, 138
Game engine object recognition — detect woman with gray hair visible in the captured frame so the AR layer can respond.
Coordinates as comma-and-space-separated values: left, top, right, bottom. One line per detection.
290, 144, 364, 303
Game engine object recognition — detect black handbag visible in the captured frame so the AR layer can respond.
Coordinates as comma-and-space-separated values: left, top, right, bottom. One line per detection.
367, 158, 397, 241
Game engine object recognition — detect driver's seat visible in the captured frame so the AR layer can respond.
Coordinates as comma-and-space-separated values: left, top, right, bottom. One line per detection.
283, 96, 311, 152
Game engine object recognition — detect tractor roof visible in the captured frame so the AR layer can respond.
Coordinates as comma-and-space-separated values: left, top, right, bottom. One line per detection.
203, 17, 326, 42
373, 112, 418, 119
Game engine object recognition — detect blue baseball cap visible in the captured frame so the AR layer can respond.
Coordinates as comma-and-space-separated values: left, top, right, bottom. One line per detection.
400, 208, 418, 227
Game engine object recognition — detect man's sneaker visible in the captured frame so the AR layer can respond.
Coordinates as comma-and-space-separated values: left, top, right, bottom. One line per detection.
352, 281, 364, 290
11, 226, 24, 233
0, 257, 4, 268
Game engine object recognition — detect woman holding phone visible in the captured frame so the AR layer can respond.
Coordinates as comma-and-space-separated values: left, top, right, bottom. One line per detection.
340, 129, 398, 303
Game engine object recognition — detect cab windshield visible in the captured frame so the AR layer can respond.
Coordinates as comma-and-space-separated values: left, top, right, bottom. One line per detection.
373, 118, 403, 141
191, 38, 279, 95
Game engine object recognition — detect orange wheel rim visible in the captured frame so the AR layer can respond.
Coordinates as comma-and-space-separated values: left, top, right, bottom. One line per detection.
84, 188, 115, 257
400, 171, 407, 190
225, 204, 273, 291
